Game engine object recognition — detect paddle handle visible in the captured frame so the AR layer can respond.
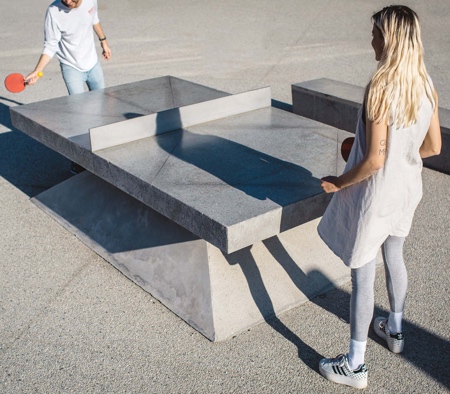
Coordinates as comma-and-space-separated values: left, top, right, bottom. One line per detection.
25, 71, 44, 85
341, 137, 355, 162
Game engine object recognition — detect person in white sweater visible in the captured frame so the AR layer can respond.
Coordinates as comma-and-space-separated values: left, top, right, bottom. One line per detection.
25, 0, 111, 173
26, 0, 111, 93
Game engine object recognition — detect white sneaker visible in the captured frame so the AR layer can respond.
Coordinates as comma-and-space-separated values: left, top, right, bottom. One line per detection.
374, 316, 404, 353
319, 354, 368, 389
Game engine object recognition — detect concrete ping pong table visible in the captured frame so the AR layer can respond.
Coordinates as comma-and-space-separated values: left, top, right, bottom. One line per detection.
11, 76, 352, 341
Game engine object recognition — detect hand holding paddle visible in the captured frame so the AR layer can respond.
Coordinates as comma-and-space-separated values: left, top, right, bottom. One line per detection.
4, 71, 43, 93
321, 137, 355, 193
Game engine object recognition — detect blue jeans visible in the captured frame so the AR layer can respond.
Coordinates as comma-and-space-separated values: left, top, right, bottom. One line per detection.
60, 61, 105, 95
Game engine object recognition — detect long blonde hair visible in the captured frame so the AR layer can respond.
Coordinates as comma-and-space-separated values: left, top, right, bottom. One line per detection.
366, 5, 435, 128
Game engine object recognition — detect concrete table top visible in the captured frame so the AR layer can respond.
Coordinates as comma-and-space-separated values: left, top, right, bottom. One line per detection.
11, 76, 349, 253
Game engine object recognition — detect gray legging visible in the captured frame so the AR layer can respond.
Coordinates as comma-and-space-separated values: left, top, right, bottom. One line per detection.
351, 235, 407, 341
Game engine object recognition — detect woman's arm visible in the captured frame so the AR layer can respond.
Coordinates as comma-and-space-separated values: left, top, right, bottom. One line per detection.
420, 92, 441, 158
321, 116, 388, 193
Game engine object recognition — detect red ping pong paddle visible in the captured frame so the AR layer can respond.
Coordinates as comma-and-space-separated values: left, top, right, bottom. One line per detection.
4, 71, 43, 93
341, 137, 354, 162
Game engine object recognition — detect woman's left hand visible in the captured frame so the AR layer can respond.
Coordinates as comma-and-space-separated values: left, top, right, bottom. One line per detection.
321, 176, 341, 193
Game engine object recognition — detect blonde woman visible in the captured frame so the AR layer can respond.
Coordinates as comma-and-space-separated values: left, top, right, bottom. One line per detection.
317, 5, 441, 389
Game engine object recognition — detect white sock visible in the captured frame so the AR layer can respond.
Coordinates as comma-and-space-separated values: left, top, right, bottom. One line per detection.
388, 311, 403, 334
348, 339, 367, 370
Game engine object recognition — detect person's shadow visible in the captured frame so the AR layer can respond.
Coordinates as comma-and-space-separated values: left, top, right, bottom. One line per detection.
153, 107, 324, 213
313, 279, 450, 389
225, 237, 450, 388
224, 243, 324, 372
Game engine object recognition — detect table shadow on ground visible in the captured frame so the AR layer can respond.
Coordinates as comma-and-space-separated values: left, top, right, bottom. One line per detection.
0, 101, 72, 197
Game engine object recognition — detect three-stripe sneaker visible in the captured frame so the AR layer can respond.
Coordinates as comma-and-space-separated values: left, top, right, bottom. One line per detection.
374, 316, 404, 353
319, 354, 368, 389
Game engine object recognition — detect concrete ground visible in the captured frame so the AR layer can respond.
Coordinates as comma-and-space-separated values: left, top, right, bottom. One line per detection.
1, 0, 449, 393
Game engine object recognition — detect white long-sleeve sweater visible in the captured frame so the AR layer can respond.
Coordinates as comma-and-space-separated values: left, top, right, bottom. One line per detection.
42, 0, 100, 72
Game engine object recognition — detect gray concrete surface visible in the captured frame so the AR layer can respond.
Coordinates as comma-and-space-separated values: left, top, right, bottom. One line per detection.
1, 0, 449, 393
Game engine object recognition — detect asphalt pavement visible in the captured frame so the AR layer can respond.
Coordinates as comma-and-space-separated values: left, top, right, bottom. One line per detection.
1, 0, 449, 392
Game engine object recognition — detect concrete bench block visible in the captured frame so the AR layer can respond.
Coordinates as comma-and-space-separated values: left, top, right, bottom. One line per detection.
292, 78, 363, 134
292, 78, 450, 174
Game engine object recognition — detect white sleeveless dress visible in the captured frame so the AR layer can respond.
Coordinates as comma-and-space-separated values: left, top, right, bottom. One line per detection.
318, 96, 433, 268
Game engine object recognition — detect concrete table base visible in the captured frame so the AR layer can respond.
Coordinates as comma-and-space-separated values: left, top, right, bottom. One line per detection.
32, 171, 350, 341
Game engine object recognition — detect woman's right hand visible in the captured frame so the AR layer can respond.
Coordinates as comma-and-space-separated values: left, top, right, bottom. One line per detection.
321, 176, 342, 193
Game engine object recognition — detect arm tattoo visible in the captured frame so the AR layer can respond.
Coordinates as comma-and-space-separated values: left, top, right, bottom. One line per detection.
379, 139, 386, 155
